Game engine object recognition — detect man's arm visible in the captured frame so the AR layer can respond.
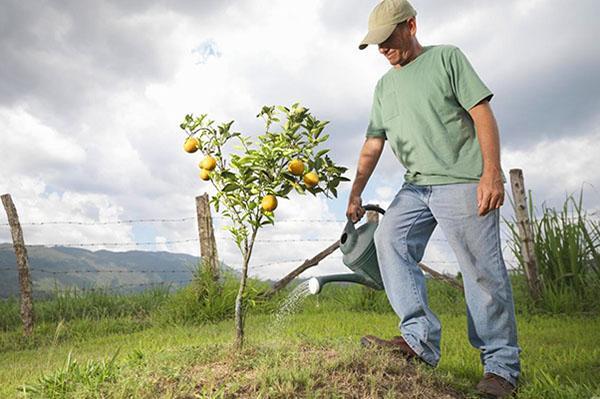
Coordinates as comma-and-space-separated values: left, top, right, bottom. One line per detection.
346, 136, 385, 222
469, 99, 504, 216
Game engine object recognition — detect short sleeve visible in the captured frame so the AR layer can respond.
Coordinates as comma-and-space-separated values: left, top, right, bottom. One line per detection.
446, 47, 493, 111
365, 81, 387, 140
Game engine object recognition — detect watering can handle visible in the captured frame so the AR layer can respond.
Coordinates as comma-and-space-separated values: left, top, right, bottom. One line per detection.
363, 204, 386, 215
344, 204, 386, 233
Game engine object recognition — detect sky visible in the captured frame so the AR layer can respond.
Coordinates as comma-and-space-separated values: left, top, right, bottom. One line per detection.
1, 0, 599, 282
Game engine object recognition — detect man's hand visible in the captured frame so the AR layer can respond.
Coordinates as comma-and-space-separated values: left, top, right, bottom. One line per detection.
477, 170, 504, 216
346, 195, 365, 223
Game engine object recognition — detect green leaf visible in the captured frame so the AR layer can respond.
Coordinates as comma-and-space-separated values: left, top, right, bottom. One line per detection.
221, 171, 237, 180
222, 183, 238, 192
279, 185, 293, 196
281, 173, 296, 182
316, 149, 330, 158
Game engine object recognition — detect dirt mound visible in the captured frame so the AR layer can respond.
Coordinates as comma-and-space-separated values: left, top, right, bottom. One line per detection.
180, 343, 465, 398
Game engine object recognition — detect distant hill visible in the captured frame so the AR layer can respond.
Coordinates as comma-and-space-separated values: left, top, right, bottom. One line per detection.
0, 244, 238, 298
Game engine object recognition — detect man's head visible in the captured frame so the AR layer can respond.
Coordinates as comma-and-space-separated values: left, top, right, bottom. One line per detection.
359, 0, 421, 68
358, 0, 417, 51
377, 17, 419, 67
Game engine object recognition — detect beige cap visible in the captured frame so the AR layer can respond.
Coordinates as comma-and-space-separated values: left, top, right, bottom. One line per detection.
358, 0, 417, 50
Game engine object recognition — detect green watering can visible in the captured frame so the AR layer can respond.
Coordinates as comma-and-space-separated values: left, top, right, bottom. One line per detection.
308, 204, 386, 295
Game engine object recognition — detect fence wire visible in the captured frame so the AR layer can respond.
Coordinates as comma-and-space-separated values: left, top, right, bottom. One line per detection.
0, 211, 532, 297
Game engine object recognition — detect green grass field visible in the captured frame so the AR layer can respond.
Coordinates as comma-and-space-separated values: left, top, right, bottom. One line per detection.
1, 280, 599, 398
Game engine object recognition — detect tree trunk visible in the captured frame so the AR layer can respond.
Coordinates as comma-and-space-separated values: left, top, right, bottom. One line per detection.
234, 253, 249, 349
234, 228, 258, 349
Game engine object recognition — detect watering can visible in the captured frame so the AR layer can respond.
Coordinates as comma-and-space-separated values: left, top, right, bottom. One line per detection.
308, 204, 386, 295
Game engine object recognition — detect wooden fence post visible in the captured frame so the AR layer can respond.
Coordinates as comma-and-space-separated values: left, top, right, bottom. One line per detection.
509, 169, 541, 300
1, 194, 34, 336
196, 193, 220, 281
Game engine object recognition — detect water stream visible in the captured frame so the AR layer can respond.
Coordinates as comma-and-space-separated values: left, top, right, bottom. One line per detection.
270, 280, 313, 329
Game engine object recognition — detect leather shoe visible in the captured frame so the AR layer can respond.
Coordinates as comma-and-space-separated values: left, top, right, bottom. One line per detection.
475, 372, 517, 398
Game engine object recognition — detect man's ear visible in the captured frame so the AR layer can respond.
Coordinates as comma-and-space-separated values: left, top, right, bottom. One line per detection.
408, 17, 417, 36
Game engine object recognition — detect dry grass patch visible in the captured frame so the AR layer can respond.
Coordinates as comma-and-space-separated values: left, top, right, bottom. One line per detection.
170, 343, 465, 398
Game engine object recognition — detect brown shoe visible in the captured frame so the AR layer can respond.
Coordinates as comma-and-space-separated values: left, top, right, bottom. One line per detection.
360, 335, 424, 363
475, 373, 517, 398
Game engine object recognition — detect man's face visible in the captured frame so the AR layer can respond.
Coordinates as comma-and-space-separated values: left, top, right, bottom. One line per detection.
378, 18, 415, 67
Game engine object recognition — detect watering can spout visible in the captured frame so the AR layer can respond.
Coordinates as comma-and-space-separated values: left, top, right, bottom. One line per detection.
307, 273, 382, 295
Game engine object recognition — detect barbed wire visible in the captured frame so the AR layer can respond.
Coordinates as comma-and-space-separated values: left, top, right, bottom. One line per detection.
0, 234, 512, 248
32, 279, 193, 294
0, 217, 198, 227
4, 212, 596, 228
29, 268, 195, 275
0, 238, 200, 248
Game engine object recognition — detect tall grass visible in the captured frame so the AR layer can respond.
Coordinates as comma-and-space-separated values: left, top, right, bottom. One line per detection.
19, 348, 122, 398
152, 260, 279, 325
505, 187, 600, 313
0, 287, 170, 332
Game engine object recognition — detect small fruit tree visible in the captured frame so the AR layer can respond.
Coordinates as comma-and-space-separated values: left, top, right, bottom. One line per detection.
179, 103, 349, 348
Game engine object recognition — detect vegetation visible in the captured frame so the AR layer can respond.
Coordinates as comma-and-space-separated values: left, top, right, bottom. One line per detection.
505, 187, 600, 313
1, 277, 598, 398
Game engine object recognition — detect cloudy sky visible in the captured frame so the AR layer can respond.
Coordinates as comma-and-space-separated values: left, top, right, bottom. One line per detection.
1, 0, 599, 282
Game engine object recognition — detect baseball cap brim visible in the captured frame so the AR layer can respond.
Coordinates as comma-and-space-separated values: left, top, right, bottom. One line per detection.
358, 23, 397, 50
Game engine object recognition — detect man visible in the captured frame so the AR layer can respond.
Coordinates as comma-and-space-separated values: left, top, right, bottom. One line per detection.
346, 0, 521, 397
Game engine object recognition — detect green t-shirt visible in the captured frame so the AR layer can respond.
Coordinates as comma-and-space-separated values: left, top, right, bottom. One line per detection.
366, 44, 506, 185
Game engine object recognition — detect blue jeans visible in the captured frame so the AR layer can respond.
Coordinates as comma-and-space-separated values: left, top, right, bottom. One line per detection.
373, 181, 521, 386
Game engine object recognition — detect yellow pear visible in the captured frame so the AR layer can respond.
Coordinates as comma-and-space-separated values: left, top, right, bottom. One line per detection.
183, 137, 199, 153
303, 171, 319, 187
199, 168, 210, 181
261, 195, 278, 212
200, 155, 217, 171
287, 159, 305, 176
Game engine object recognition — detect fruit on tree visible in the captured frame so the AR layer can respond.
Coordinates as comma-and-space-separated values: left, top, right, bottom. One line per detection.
287, 159, 305, 176
199, 169, 210, 181
303, 171, 319, 187
261, 195, 278, 212
184, 137, 199, 153
200, 155, 217, 171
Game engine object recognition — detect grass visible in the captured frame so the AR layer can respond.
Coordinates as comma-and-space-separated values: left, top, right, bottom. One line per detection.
0, 287, 170, 332
505, 187, 600, 314
1, 279, 599, 398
